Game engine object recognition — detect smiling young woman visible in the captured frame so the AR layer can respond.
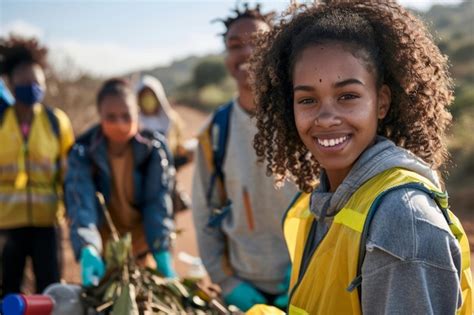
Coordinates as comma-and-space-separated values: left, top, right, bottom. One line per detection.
293, 43, 391, 191
251, 1, 472, 314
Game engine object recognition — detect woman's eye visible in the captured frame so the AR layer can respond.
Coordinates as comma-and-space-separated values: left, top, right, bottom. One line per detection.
339, 94, 359, 101
227, 42, 243, 50
297, 98, 315, 105
105, 115, 117, 122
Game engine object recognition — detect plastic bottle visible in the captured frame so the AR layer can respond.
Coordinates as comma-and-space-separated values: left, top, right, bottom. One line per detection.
43, 283, 84, 315
2, 294, 54, 315
1, 284, 84, 315
178, 251, 207, 280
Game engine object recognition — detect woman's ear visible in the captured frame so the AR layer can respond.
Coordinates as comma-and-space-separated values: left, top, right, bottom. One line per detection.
377, 84, 391, 119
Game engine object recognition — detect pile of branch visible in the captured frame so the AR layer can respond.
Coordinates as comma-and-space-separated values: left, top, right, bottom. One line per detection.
81, 193, 240, 314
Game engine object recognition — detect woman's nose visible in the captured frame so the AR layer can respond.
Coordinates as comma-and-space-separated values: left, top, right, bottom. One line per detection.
314, 103, 341, 128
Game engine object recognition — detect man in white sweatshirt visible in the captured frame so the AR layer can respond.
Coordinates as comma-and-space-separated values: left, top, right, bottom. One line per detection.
192, 3, 297, 312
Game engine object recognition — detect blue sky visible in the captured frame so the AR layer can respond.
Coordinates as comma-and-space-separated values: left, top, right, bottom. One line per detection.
0, 0, 464, 76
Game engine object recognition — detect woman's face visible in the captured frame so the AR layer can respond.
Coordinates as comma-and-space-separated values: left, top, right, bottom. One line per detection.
225, 17, 270, 91
138, 88, 160, 115
292, 42, 391, 190
99, 93, 138, 144
11, 62, 46, 88
10, 62, 47, 107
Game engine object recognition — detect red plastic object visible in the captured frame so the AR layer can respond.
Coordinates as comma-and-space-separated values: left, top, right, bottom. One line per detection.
22, 295, 54, 315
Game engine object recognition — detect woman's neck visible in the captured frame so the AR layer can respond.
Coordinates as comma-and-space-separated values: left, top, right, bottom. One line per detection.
237, 88, 255, 115
14, 102, 34, 125
325, 167, 351, 193
108, 141, 130, 157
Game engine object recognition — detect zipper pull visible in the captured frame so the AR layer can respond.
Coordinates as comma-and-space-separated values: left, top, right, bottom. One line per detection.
346, 275, 362, 292
14, 143, 28, 189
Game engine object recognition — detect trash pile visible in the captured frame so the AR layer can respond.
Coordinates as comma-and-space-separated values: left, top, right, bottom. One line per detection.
81, 233, 239, 314
81, 193, 240, 314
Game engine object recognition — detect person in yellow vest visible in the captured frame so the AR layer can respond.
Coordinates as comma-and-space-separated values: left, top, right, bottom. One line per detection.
65, 78, 177, 287
0, 37, 74, 296
249, 1, 472, 314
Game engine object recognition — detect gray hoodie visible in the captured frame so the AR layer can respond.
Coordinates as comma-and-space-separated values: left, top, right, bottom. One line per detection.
308, 137, 462, 314
192, 99, 297, 295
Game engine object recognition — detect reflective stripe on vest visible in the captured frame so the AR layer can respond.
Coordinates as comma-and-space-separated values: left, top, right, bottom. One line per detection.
284, 167, 472, 315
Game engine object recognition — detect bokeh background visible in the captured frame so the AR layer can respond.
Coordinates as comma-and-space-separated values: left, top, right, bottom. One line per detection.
1, 0, 472, 288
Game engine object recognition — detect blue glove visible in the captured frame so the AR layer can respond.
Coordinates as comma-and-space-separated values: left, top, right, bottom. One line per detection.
80, 245, 105, 287
274, 265, 292, 309
273, 293, 289, 310
153, 250, 177, 278
224, 282, 268, 312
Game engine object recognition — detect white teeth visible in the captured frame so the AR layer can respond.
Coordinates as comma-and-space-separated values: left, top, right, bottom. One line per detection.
239, 63, 249, 70
317, 136, 348, 147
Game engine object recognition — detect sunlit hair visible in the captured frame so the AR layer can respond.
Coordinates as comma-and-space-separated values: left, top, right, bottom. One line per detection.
251, 0, 453, 192
0, 36, 48, 77
214, 2, 275, 39
97, 78, 134, 109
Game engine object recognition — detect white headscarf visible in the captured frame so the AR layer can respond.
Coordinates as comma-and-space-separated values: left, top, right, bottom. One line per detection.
136, 75, 175, 136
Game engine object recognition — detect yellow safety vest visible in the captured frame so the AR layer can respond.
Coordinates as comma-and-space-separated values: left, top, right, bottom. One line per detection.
0, 104, 74, 228
284, 168, 472, 315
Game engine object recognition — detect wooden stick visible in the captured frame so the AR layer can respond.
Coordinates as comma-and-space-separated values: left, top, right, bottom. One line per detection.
96, 192, 120, 242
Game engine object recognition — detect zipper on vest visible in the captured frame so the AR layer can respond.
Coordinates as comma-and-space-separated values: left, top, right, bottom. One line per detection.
347, 274, 362, 292
24, 143, 32, 225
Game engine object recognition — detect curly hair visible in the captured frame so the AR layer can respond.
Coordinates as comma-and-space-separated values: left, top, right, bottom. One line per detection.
251, 0, 453, 192
213, 2, 275, 39
0, 36, 48, 77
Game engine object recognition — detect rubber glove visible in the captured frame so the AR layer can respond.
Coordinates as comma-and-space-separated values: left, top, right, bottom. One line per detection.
273, 293, 289, 310
224, 282, 268, 312
80, 245, 105, 287
153, 250, 177, 278
273, 265, 292, 309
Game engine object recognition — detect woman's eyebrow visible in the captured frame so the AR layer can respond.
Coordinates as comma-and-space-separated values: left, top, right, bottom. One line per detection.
293, 85, 315, 92
334, 78, 364, 88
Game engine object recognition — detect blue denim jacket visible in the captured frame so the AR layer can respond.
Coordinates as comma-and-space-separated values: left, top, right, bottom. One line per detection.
65, 125, 175, 259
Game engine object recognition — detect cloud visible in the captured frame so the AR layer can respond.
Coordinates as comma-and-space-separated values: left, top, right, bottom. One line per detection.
49, 35, 222, 76
1, 20, 223, 77
49, 39, 169, 76
0, 20, 45, 39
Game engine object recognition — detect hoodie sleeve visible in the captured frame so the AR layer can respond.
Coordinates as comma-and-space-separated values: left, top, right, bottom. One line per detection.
192, 139, 241, 295
64, 142, 102, 260
361, 188, 462, 315
142, 139, 175, 253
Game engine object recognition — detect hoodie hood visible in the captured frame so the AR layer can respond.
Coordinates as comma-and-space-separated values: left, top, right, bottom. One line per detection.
310, 136, 442, 219
136, 75, 176, 134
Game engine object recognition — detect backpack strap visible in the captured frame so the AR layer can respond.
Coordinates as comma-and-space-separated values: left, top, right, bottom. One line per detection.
0, 102, 9, 126
204, 101, 233, 229
43, 105, 62, 187
44, 105, 61, 139
347, 182, 451, 294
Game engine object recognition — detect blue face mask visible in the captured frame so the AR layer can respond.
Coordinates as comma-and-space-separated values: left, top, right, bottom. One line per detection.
14, 83, 45, 107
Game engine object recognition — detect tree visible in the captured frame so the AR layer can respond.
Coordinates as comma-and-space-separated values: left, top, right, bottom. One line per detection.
192, 59, 227, 88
